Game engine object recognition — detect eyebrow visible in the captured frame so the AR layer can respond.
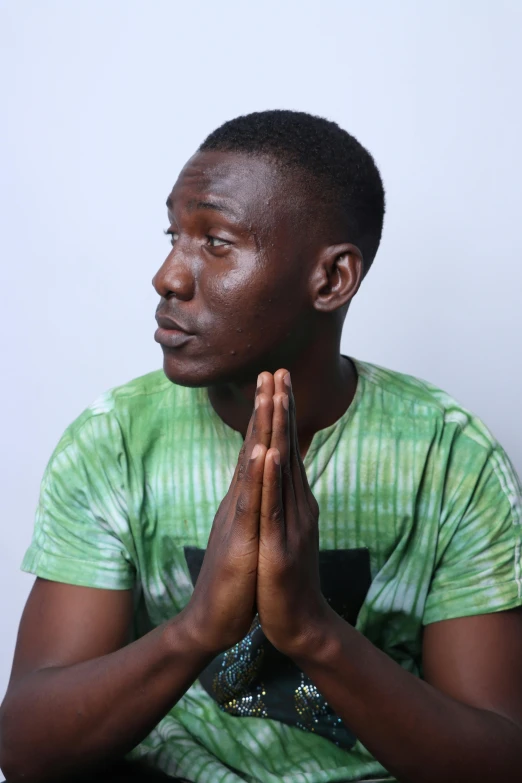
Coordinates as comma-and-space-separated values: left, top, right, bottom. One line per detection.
165, 196, 241, 219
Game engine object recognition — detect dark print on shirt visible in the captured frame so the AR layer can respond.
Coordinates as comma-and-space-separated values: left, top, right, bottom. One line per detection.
184, 546, 371, 749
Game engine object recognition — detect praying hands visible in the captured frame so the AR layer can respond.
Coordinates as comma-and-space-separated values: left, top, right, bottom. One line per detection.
184, 369, 336, 658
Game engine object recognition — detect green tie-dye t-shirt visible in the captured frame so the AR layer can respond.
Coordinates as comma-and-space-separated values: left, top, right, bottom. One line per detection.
22, 358, 522, 783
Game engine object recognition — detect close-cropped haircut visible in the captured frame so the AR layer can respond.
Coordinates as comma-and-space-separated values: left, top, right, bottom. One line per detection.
200, 109, 385, 275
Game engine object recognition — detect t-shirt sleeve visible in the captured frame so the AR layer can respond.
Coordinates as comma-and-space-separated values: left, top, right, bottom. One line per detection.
423, 438, 522, 625
21, 409, 136, 590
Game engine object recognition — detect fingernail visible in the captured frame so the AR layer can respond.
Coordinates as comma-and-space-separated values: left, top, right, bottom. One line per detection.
255, 396, 260, 409
272, 449, 280, 465
284, 372, 291, 387
251, 444, 262, 460
257, 374, 263, 388
282, 394, 289, 410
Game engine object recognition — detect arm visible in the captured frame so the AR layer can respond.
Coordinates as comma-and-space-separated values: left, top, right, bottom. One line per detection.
292, 607, 522, 783
0, 376, 276, 783
258, 369, 522, 783
0, 578, 214, 782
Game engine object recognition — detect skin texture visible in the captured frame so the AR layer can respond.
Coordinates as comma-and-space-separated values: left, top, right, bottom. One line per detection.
0, 378, 273, 782
153, 150, 361, 453
259, 372, 522, 783
1, 151, 522, 783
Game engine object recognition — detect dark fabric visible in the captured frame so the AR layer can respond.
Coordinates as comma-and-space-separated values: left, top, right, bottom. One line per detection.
36, 760, 188, 782
97, 760, 186, 781
184, 546, 371, 749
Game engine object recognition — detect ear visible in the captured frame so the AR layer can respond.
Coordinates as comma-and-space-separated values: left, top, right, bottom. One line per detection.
310, 243, 364, 313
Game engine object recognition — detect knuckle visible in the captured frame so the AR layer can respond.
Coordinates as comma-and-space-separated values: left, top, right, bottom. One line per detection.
234, 493, 251, 519
237, 456, 250, 480
242, 465, 256, 486
268, 504, 283, 524
256, 392, 270, 410
236, 453, 246, 475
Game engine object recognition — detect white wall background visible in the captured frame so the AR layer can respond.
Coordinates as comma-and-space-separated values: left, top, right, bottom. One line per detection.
1, 0, 521, 708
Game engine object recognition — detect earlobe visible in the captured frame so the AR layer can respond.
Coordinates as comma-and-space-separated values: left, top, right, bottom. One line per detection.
311, 243, 364, 313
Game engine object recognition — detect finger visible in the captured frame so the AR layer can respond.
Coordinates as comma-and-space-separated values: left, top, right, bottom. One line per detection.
280, 371, 304, 490
233, 442, 267, 536
234, 394, 274, 479
260, 447, 285, 547
271, 391, 298, 514
244, 372, 275, 443
259, 371, 275, 400
273, 368, 289, 398
270, 392, 290, 469
252, 391, 274, 451
271, 368, 293, 490
232, 392, 273, 489
273, 370, 298, 471
272, 371, 306, 519
283, 371, 317, 512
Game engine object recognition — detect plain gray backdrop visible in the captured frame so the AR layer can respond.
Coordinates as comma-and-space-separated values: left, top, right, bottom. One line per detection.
1, 0, 521, 708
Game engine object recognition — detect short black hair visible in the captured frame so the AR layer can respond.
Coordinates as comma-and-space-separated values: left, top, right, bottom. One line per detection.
200, 109, 385, 274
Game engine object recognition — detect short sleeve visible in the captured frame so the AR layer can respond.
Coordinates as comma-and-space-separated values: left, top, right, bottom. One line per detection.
423, 440, 522, 625
21, 409, 136, 590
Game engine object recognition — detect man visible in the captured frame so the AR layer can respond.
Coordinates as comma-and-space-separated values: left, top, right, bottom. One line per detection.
1, 110, 521, 783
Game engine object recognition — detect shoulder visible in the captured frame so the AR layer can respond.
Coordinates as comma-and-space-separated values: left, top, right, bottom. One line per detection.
354, 357, 499, 451
354, 358, 521, 521
51, 369, 197, 462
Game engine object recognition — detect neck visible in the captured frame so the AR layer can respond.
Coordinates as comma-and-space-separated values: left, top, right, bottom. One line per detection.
207, 340, 358, 459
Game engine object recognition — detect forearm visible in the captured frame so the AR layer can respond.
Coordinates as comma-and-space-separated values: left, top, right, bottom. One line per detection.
293, 613, 522, 783
0, 611, 213, 783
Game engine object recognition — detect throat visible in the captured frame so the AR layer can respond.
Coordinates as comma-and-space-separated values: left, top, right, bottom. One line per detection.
207, 355, 358, 456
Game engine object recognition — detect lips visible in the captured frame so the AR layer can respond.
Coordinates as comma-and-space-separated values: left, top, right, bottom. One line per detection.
154, 313, 195, 349
155, 314, 191, 333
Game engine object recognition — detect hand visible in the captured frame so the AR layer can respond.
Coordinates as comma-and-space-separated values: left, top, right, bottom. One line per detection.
183, 373, 275, 655
257, 370, 334, 656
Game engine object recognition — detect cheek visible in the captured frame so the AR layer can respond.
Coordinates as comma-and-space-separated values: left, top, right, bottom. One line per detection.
207, 265, 288, 319
200, 265, 296, 354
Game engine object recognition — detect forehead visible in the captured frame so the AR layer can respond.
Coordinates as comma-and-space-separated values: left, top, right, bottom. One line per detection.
167, 150, 291, 221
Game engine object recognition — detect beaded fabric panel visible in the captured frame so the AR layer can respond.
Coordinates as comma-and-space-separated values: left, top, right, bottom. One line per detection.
184, 547, 371, 749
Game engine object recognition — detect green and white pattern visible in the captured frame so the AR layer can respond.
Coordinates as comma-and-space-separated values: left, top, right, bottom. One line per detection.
22, 358, 522, 782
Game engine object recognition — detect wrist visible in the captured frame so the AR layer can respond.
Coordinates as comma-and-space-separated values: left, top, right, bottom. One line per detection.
163, 608, 220, 665
280, 603, 346, 664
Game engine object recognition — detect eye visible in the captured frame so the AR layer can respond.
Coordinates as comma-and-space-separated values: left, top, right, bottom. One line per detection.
207, 235, 230, 248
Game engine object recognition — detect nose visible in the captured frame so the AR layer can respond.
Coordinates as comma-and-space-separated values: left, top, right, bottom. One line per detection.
152, 249, 195, 301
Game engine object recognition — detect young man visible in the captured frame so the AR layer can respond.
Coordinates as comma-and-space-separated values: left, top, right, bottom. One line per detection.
1, 110, 521, 783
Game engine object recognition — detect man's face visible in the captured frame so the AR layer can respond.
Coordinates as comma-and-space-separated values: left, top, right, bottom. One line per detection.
153, 150, 317, 387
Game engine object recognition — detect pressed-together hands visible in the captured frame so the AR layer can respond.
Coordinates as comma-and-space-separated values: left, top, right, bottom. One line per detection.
6, 374, 520, 783
186, 370, 335, 658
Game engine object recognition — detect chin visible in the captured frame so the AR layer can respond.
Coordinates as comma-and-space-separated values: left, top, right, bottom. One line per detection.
161, 349, 260, 388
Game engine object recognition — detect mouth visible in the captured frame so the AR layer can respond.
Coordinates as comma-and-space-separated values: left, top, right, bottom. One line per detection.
154, 314, 195, 348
